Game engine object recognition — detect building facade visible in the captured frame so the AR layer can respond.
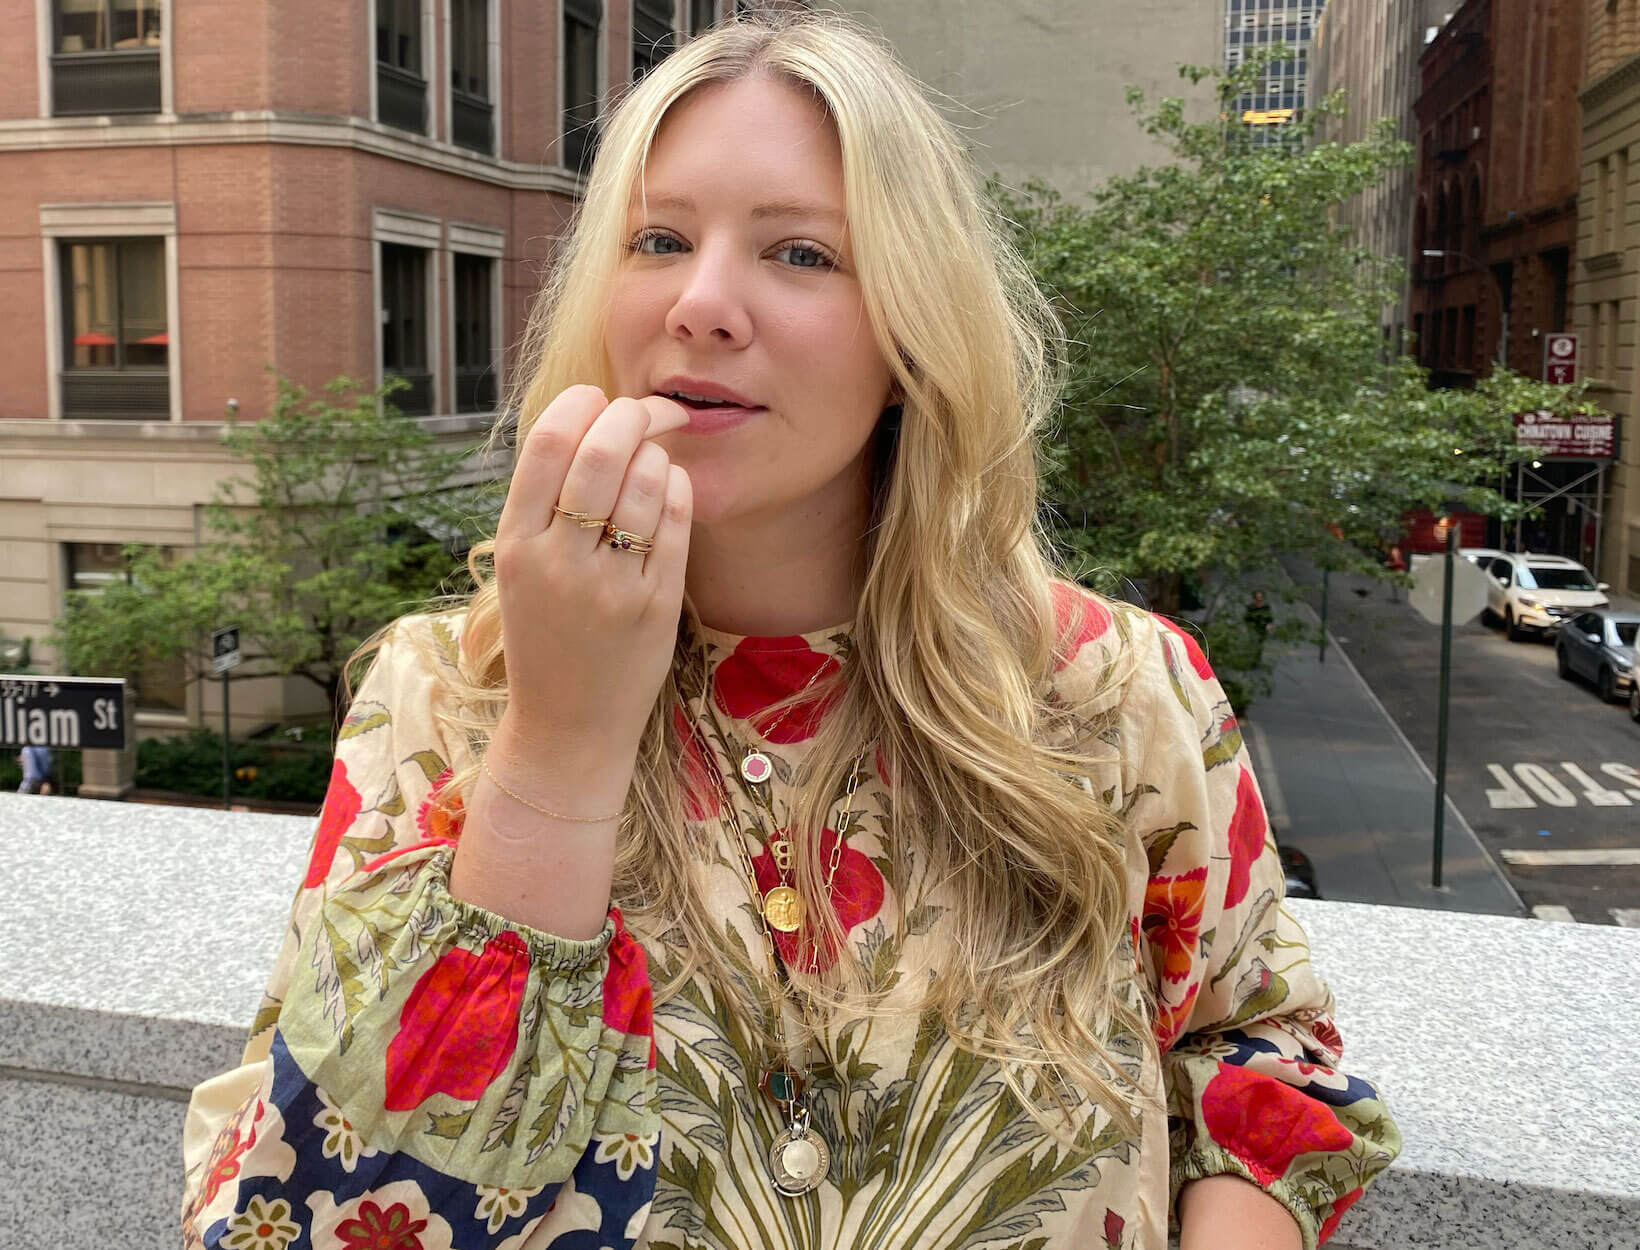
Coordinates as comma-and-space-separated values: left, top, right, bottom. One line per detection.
828, 0, 1223, 196
1223, 0, 1328, 142
1577, 0, 1640, 594
0, 0, 723, 738
1311, 0, 1449, 345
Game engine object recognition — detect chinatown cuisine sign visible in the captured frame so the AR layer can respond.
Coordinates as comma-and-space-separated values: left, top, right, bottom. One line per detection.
1512, 410, 1617, 460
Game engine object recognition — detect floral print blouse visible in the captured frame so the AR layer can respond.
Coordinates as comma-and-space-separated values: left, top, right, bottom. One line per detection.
181, 583, 1401, 1250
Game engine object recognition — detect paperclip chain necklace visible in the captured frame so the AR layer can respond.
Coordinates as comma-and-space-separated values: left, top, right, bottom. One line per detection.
692, 654, 865, 1196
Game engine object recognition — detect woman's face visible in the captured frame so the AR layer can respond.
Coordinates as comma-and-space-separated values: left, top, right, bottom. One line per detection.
604, 75, 895, 531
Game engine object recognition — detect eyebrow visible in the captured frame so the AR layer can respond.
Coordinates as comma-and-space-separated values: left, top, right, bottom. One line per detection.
639, 191, 845, 225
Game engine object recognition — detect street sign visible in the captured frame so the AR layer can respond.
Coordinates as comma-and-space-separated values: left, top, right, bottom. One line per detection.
211, 625, 242, 675
0, 674, 126, 749
1410, 551, 1491, 627
1543, 333, 1578, 385
1513, 409, 1616, 459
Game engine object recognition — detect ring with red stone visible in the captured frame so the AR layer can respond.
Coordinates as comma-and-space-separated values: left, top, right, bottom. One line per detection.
601, 523, 654, 554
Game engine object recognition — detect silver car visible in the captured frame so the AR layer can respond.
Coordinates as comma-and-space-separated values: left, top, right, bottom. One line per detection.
1556, 609, 1640, 703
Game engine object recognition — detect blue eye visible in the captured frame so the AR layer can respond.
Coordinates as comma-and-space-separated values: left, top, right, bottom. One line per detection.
630, 229, 684, 255
775, 242, 835, 270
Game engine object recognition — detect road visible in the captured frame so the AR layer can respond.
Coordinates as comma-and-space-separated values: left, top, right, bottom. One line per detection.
1297, 567, 1640, 925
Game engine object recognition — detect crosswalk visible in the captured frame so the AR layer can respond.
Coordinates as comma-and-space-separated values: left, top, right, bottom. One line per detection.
1531, 903, 1640, 926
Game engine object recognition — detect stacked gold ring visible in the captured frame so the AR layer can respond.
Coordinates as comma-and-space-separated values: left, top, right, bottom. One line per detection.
603, 524, 655, 554
552, 505, 610, 529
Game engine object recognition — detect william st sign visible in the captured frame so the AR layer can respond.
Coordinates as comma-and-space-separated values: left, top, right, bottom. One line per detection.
0, 675, 126, 750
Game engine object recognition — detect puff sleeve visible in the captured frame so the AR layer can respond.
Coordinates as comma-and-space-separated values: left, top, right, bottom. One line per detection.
180, 614, 660, 1250
1126, 614, 1402, 1249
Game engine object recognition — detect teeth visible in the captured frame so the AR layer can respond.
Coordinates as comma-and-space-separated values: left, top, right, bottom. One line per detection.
668, 391, 740, 406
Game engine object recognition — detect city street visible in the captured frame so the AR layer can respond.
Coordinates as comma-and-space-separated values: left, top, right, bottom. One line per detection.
1289, 565, 1640, 925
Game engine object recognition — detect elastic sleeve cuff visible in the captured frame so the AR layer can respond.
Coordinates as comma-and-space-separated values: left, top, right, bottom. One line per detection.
1171, 1143, 1322, 1250
422, 846, 616, 971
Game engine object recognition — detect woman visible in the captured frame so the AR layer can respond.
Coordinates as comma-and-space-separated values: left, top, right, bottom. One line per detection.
182, 13, 1399, 1249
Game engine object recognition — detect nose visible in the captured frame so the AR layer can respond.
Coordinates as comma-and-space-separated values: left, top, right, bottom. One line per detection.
663, 239, 753, 346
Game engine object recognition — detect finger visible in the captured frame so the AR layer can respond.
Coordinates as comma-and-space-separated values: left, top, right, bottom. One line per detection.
497, 385, 608, 542
643, 464, 693, 609
603, 441, 672, 565
555, 397, 688, 534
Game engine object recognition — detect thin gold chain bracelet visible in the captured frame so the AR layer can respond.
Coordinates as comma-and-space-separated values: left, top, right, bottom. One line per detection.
480, 754, 625, 824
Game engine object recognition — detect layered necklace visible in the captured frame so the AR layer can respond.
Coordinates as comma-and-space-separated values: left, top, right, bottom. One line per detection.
693, 655, 866, 1197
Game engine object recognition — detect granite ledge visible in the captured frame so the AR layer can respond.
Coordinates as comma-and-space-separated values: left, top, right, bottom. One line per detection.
4, 792, 1639, 1250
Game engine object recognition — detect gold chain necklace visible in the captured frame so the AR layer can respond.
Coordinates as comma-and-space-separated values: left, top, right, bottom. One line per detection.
691, 651, 865, 1197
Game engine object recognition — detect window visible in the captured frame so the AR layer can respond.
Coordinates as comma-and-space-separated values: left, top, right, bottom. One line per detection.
632, 0, 676, 82
52, 0, 163, 115
381, 243, 433, 416
65, 542, 186, 712
453, 252, 496, 413
450, 0, 493, 153
563, 0, 603, 174
688, 0, 716, 31
59, 237, 169, 418
376, 0, 427, 134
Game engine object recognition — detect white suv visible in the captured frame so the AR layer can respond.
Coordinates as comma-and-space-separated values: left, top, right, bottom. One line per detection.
1478, 552, 1610, 640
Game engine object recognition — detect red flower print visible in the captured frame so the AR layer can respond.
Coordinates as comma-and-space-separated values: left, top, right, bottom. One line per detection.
1200, 1061, 1356, 1183
1318, 1185, 1364, 1244
1152, 980, 1198, 1051
414, 767, 466, 841
303, 759, 363, 889
712, 637, 841, 743
336, 1199, 428, 1250
199, 1098, 264, 1207
1143, 866, 1208, 985
1051, 581, 1112, 671
671, 704, 722, 821
1156, 616, 1215, 681
750, 829, 885, 972
384, 931, 529, 1111
1310, 1016, 1344, 1058
874, 742, 892, 790
1223, 767, 1268, 908
602, 909, 656, 1068
1103, 1207, 1125, 1249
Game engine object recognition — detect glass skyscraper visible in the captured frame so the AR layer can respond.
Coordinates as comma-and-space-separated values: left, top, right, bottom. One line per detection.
1225, 0, 1327, 138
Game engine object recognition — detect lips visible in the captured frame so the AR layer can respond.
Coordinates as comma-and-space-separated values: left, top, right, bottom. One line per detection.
653, 375, 764, 411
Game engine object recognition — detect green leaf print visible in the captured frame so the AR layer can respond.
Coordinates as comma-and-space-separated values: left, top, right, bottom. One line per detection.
525, 1074, 579, 1165
337, 710, 390, 740
425, 1108, 473, 1140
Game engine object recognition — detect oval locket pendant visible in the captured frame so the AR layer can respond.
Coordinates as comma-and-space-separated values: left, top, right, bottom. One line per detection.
769, 1124, 830, 1196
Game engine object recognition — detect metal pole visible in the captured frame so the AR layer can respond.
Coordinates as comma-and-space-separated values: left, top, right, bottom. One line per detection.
1514, 460, 1523, 551
1593, 461, 1606, 581
1319, 568, 1330, 664
1432, 525, 1457, 889
222, 669, 232, 810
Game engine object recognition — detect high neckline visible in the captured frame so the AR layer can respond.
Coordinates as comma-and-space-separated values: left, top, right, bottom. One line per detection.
687, 617, 854, 655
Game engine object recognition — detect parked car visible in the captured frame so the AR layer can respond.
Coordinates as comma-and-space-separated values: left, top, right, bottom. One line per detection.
1408, 545, 1505, 577
1476, 552, 1610, 640
1556, 609, 1640, 703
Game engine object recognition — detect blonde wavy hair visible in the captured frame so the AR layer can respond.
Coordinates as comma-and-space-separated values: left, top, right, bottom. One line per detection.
389, 10, 1152, 1136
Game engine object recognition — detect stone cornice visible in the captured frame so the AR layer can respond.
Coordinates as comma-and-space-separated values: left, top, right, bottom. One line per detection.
1583, 250, 1624, 272
1580, 50, 1640, 115
0, 412, 494, 456
0, 112, 583, 197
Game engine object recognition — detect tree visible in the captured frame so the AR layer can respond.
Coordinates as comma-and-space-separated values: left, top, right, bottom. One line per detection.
54, 375, 499, 727
995, 53, 1598, 620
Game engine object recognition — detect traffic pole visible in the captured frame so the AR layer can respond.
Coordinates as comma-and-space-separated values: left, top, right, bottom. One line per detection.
1431, 525, 1457, 888
1318, 568, 1329, 664
222, 667, 232, 811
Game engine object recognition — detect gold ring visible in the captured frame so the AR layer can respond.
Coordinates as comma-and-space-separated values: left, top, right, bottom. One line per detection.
553, 505, 610, 529
602, 523, 655, 554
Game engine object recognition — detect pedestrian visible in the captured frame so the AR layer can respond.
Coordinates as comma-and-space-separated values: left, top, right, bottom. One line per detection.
1384, 544, 1407, 602
181, 14, 1400, 1250
1244, 589, 1275, 665
17, 744, 50, 794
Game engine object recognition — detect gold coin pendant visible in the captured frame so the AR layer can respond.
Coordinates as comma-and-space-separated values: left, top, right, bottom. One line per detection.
762, 884, 805, 932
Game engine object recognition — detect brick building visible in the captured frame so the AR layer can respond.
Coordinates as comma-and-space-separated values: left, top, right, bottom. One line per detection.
1576, 0, 1640, 594
0, 0, 719, 740
1409, 0, 1586, 389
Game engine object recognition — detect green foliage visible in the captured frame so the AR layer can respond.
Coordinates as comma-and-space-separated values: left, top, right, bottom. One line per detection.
52, 374, 500, 724
995, 54, 1600, 626
134, 729, 333, 802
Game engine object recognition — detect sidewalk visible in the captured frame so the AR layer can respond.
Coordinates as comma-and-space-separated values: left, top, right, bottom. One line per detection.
1241, 592, 1526, 917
